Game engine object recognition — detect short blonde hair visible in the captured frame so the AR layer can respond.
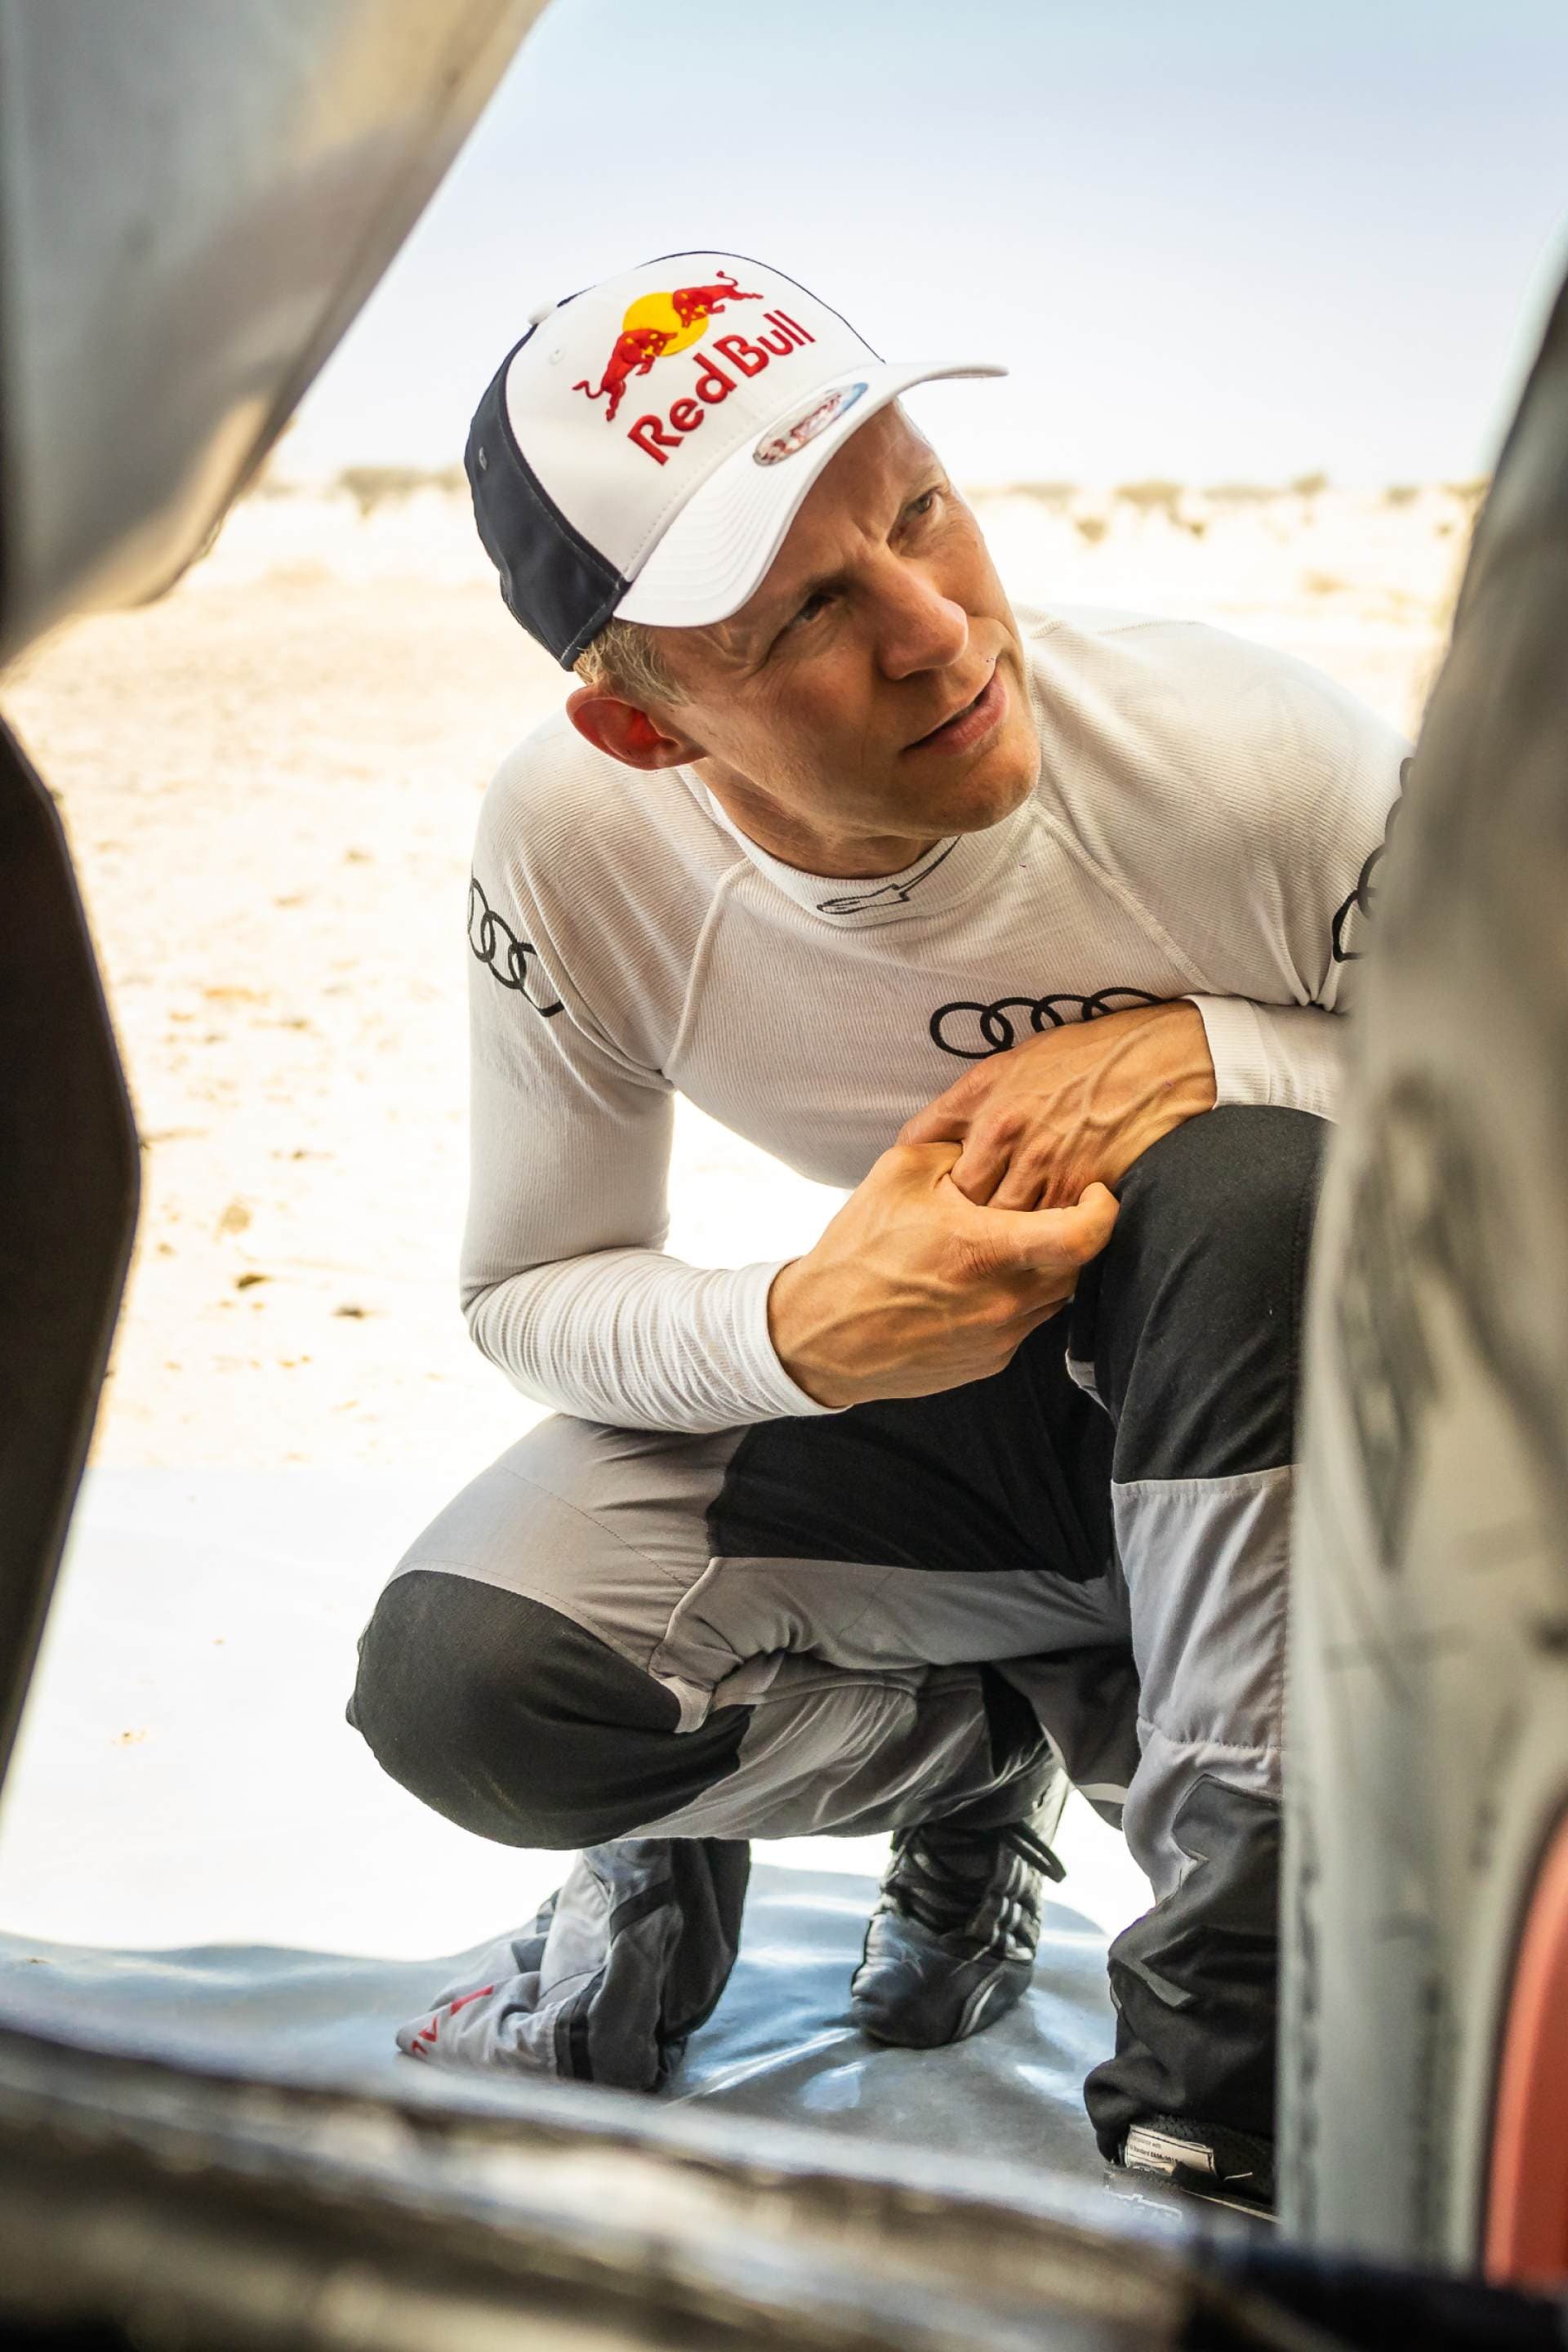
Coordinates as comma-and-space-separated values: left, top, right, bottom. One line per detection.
573, 615, 684, 705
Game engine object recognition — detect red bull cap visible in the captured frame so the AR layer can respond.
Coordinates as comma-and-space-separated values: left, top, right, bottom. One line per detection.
466, 251, 1004, 668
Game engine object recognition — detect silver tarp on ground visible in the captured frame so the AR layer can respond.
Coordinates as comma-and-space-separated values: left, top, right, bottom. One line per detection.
0, 1864, 1123, 2175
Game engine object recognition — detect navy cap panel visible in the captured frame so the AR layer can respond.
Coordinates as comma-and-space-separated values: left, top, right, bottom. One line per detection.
465, 346, 629, 670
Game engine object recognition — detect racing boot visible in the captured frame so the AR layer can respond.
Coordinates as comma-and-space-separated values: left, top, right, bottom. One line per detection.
849, 1758, 1071, 2048
1117, 2116, 1276, 2213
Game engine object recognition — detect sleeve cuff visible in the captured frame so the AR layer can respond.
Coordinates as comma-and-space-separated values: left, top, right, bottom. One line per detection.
730, 1258, 844, 1419
1186, 996, 1345, 1121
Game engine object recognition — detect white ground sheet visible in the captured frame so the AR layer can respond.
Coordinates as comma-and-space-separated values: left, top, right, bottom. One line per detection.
0, 1469, 1158, 2183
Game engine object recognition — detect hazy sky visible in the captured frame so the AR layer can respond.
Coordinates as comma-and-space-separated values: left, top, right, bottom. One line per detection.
288, 0, 1568, 488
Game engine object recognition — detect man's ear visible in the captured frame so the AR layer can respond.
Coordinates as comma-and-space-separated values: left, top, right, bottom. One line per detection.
566, 688, 703, 772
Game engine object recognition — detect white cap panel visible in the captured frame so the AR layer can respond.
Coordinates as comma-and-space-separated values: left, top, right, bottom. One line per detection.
506, 255, 876, 579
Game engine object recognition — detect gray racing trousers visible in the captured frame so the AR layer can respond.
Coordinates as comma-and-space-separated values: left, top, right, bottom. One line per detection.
350, 1107, 1322, 2154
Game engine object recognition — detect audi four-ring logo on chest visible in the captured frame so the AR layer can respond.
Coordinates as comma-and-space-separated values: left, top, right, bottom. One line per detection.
929, 987, 1165, 1060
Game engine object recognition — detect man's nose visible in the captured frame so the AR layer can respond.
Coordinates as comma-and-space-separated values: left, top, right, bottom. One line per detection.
873, 562, 969, 679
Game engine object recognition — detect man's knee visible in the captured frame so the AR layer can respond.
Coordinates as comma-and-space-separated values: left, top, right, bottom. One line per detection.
1079, 1106, 1327, 1476
1118, 1103, 1325, 1284
348, 1568, 748, 1850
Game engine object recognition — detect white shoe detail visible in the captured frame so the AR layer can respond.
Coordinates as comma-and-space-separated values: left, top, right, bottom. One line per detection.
1121, 2123, 1217, 2180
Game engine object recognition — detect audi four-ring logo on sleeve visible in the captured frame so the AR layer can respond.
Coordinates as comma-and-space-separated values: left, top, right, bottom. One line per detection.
1330, 760, 1409, 963
466, 876, 564, 1017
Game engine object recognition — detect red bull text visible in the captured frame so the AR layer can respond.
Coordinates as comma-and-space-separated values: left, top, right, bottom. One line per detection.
626, 310, 816, 465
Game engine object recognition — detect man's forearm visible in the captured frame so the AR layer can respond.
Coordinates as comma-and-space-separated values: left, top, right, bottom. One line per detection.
466, 1247, 833, 1433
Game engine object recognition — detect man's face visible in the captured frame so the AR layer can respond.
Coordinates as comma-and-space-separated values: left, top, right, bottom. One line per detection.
644, 405, 1040, 871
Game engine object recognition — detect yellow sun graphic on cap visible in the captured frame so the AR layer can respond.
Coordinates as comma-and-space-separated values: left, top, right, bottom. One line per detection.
621, 290, 708, 358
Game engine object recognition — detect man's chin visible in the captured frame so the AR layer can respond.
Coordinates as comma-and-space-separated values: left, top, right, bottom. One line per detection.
947, 666, 1039, 832
941, 742, 1039, 836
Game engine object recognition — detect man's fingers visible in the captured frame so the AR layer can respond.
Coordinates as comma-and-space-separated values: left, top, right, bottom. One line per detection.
1015, 1294, 1072, 1334
1067, 1180, 1120, 1251
983, 1179, 1120, 1272
949, 1132, 1012, 1205
1062, 1180, 1120, 1258
897, 1101, 966, 1148
987, 1151, 1068, 1214
888, 1138, 962, 1182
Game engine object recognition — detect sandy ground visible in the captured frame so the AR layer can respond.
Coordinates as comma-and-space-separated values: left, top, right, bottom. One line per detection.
0, 482, 1462, 1973
2, 476, 1463, 1487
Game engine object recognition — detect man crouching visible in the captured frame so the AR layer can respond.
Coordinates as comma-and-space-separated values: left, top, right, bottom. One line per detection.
349, 252, 1403, 2209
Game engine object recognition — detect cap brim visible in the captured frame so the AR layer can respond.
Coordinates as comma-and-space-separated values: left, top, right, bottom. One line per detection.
614, 359, 1004, 630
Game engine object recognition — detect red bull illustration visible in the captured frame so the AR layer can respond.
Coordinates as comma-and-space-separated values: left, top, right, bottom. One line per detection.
669, 270, 762, 332
572, 324, 675, 424
574, 273, 763, 422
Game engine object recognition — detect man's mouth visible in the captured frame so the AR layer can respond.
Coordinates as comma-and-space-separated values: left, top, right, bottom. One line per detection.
904, 665, 1006, 755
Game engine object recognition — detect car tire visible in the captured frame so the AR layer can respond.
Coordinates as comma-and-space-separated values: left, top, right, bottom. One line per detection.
1280, 260, 1568, 2285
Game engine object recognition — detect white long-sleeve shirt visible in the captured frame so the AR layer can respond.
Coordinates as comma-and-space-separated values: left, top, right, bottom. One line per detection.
461, 604, 1405, 1433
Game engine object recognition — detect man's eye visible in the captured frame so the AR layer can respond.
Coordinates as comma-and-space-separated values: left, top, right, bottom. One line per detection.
906, 488, 940, 522
786, 591, 831, 632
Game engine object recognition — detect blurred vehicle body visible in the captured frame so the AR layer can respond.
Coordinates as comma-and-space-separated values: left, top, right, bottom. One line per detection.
1283, 263, 1568, 2295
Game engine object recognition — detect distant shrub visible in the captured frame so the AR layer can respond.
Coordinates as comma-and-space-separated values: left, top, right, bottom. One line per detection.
994, 480, 1078, 507
1303, 570, 1348, 597
1205, 483, 1278, 506
1074, 514, 1108, 545
337, 464, 466, 514
1444, 477, 1490, 506
1290, 471, 1330, 500
1384, 484, 1420, 507
1116, 479, 1184, 519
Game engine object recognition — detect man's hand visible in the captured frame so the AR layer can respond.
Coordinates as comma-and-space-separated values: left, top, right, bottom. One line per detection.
898, 1000, 1216, 1212
768, 1142, 1119, 1410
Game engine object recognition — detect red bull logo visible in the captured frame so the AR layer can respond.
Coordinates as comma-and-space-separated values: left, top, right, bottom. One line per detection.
572, 272, 818, 465
574, 272, 763, 422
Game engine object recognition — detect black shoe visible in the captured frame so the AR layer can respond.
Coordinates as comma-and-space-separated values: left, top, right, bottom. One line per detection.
849, 1784, 1068, 2049
1118, 2115, 1276, 2212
